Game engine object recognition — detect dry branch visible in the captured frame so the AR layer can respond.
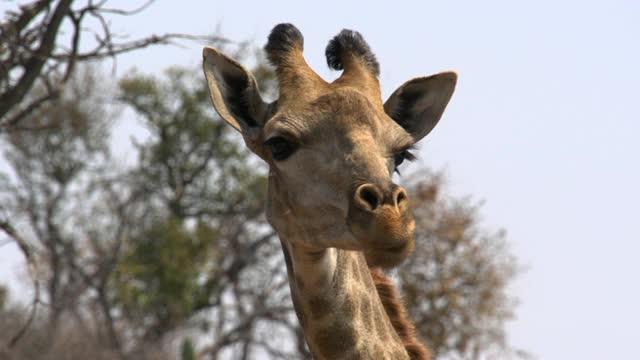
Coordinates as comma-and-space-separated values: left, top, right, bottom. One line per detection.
0, 0, 224, 130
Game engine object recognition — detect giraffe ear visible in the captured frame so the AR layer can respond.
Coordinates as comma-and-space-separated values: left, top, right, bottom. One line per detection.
203, 47, 269, 134
384, 72, 457, 142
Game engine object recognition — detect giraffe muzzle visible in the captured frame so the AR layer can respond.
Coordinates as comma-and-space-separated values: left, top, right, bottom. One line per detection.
347, 183, 416, 267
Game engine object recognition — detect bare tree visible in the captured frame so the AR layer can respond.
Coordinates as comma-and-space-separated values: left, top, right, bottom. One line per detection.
0, 0, 220, 130
0, 66, 120, 352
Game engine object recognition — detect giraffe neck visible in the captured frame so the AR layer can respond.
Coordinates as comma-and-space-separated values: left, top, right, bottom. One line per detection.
280, 238, 410, 360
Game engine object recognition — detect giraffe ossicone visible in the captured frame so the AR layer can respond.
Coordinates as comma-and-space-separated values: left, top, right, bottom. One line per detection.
203, 23, 457, 359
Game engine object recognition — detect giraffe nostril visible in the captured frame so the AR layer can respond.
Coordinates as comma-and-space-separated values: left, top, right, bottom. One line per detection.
396, 189, 407, 206
355, 184, 382, 211
361, 188, 379, 209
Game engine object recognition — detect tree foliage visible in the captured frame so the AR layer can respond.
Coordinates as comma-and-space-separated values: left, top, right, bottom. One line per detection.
113, 217, 215, 341
114, 66, 298, 358
401, 174, 524, 359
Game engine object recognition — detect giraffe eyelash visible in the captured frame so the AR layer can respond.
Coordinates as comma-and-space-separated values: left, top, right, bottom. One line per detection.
393, 146, 417, 175
401, 149, 416, 162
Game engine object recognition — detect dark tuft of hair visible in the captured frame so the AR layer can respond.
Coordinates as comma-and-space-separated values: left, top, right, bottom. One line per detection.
325, 29, 380, 76
265, 23, 304, 65
370, 268, 432, 360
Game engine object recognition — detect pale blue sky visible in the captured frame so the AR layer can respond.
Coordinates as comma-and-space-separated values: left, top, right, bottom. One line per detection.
2, 1, 639, 359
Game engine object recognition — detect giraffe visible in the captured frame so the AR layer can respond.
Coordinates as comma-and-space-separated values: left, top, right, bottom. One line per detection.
203, 23, 456, 359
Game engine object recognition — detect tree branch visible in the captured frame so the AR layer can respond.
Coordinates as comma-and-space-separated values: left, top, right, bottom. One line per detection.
0, 0, 72, 121
0, 0, 228, 130
0, 220, 42, 350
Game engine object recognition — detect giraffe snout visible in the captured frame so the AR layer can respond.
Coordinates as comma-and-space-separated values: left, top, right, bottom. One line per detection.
348, 183, 416, 268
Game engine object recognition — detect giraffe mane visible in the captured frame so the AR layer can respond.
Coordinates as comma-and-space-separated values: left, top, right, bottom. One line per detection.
369, 267, 432, 360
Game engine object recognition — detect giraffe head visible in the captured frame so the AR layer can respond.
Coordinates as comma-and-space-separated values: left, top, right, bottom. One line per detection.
203, 24, 456, 268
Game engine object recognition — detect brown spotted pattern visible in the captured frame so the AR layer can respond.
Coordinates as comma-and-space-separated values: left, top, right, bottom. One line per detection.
283, 245, 410, 359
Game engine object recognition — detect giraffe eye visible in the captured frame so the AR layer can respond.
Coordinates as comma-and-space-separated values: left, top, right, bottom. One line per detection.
393, 149, 416, 173
265, 136, 298, 161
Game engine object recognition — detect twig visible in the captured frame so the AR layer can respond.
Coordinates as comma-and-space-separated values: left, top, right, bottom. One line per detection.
0, 221, 42, 350
98, 0, 155, 16
7, 277, 40, 349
